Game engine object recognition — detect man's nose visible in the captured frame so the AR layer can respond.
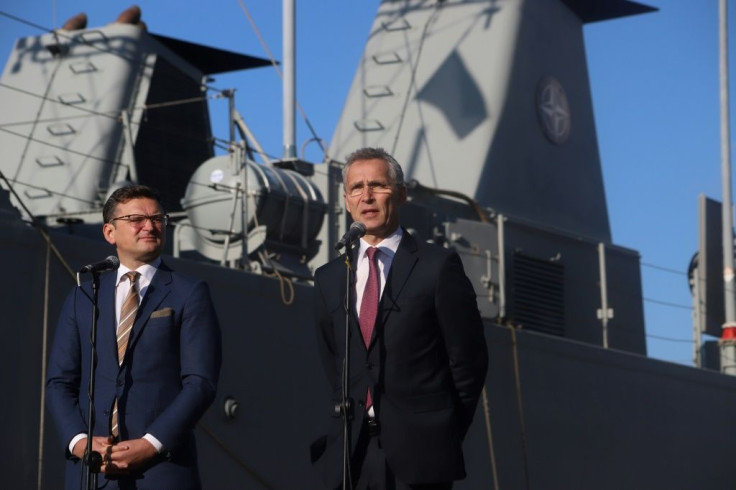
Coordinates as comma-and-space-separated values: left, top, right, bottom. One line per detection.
360, 188, 376, 200
141, 217, 156, 230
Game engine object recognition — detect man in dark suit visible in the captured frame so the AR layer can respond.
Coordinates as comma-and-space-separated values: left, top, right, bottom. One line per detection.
312, 148, 488, 489
47, 185, 221, 489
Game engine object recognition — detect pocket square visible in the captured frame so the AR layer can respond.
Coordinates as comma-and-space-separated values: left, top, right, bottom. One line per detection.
150, 307, 173, 318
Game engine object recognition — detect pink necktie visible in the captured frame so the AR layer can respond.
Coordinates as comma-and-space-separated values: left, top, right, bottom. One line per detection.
359, 247, 380, 346
359, 247, 379, 409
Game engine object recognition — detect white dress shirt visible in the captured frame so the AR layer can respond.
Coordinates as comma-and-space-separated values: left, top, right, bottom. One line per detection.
354, 227, 403, 313
354, 227, 402, 418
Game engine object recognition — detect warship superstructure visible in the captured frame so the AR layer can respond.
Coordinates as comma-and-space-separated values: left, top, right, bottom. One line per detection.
2, 1, 735, 489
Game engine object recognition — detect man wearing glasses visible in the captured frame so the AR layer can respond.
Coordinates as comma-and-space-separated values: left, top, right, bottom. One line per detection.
311, 148, 488, 489
47, 185, 222, 489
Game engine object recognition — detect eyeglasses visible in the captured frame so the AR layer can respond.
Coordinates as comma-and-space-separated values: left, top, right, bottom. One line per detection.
346, 183, 394, 198
109, 214, 168, 228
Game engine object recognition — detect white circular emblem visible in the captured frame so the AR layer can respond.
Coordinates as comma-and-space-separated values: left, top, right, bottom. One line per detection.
536, 76, 571, 145
209, 169, 224, 183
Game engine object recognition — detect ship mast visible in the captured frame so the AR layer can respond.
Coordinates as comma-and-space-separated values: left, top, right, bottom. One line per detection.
719, 0, 736, 374
282, 0, 296, 159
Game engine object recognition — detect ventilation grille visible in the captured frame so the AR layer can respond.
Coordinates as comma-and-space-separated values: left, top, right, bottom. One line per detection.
512, 252, 565, 336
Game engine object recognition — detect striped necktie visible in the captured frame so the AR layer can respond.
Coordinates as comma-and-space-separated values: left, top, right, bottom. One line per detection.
111, 271, 139, 438
117, 271, 139, 365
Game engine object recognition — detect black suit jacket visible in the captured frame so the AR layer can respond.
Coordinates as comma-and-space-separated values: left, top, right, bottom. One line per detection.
312, 230, 488, 487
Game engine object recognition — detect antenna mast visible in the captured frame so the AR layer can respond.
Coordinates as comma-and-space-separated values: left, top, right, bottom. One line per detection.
719, 0, 736, 374
282, 0, 296, 159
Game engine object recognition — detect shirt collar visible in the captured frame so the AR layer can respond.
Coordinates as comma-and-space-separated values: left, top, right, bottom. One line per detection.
357, 227, 403, 261
116, 257, 162, 284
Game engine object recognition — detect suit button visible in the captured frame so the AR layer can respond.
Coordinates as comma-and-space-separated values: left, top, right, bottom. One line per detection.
103, 410, 109, 416
117, 380, 123, 387
365, 362, 373, 370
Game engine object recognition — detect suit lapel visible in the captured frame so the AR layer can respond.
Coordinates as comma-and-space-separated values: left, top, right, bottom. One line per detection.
369, 231, 419, 347
98, 272, 118, 365
339, 252, 361, 340
123, 264, 173, 363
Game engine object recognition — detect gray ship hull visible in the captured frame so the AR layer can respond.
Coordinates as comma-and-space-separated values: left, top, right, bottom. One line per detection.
4, 199, 734, 489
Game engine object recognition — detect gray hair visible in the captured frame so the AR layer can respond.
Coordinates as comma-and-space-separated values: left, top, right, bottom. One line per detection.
341, 147, 405, 187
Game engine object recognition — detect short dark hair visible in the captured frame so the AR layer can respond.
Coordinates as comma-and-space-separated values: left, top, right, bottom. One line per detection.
342, 147, 405, 187
103, 185, 164, 223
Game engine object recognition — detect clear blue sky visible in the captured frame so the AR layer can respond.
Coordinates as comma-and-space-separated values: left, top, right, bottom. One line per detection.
0, 0, 730, 365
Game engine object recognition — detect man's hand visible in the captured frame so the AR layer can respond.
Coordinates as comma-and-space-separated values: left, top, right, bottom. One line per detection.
103, 438, 157, 474
71, 436, 114, 460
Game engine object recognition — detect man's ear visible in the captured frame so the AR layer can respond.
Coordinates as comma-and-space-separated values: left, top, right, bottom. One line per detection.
103, 222, 116, 246
398, 185, 407, 205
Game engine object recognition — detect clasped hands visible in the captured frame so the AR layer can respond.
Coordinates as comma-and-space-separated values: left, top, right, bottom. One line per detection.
73, 436, 157, 474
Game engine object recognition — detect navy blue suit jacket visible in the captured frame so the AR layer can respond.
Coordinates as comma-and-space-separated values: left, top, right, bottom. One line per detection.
47, 261, 222, 490
311, 230, 488, 487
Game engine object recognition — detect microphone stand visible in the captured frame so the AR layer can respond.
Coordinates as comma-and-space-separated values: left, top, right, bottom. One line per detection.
337, 243, 356, 490
82, 271, 103, 489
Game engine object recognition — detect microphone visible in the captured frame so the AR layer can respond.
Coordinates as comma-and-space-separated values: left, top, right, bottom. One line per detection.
79, 255, 120, 274
84, 449, 103, 473
335, 222, 366, 251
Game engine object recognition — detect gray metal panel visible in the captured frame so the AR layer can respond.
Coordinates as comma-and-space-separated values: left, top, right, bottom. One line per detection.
0, 218, 728, 489
330, 0, 517, 194
149, 33, 271, 75
480, 0, 610, 242
561, 0, 657, 23
0, 25, 147, 217
0, 212, 731, 489
0, 23, 210, 221
446, 216, 645, 353
698, 195, 726, 337
329, 0, 612, 242
166, 259, 328, 490
471, 325, 736, 490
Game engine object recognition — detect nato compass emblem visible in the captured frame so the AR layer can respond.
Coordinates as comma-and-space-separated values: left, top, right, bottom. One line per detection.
536, 76, 570, 145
